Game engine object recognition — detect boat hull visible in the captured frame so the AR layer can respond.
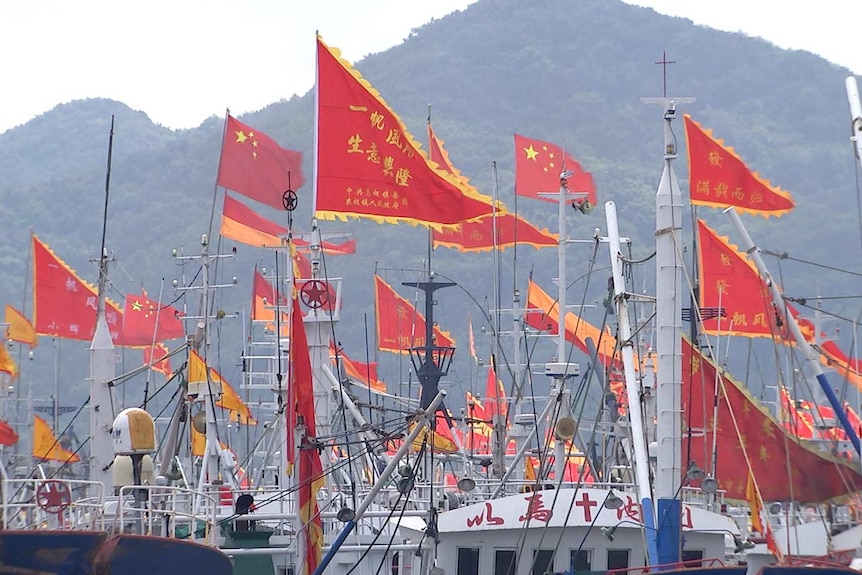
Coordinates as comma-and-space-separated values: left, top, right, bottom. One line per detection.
0, 530, 233, 575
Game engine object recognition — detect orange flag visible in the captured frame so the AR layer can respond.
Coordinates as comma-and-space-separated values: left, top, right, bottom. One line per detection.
0, 346, 17, 378
374, 274, 455, 354
143, 343, 173, 379
411, 412, 460, 454
33, 415, 80, 463
5, 305, 37, 348
32, 234, 124, 342
432, 211, 558, 252
289, 291, 324, 575
684, 115, 795, 217
514, 134, 597, 206
315, 36, 496, 227
525, 280, 627, 413
682, 336, 862, 502
215, 373, 256, 426
216, 115, 304, 211
427, 121, 474, 189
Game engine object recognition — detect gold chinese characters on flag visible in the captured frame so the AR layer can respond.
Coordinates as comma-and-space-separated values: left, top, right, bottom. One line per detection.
684, 115, 794, 217
314, 36, 495, 227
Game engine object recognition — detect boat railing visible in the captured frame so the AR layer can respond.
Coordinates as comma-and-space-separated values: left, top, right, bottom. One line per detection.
607, 557, 729, 575
1, 477, 106, 530
114, 484, 220, 546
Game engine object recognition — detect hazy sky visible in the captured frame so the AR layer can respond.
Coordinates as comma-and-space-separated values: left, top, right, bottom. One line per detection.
1, 1, 858, 134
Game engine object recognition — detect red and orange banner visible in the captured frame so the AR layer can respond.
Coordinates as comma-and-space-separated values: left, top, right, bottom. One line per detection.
289, 291, 324, 575
32, 234, 124, 342
5, 305, 37, 348
217, 115, 304, 212
332, 346, 385, 393
682, 336, 862, 502
432, 211, 557, 252
514, 134, 596, 206
684, 115, 795, 217
374, 274, 455, 354
222, 194, 357, 254
525, 280, 627, 413
315, 36, 495, 227
252, 267, 289, 323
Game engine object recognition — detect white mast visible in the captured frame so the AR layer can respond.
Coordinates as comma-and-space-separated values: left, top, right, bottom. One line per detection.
89, 117, 117, 494
643, 71, 693, 562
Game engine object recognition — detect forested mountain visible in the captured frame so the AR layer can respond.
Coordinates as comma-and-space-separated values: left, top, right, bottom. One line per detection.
1, 0, 859, 416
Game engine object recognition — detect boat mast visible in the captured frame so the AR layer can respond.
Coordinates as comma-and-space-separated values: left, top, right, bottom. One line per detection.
642, 52, 694, 564
605, 200, 659, 565
90, 116, 117, 493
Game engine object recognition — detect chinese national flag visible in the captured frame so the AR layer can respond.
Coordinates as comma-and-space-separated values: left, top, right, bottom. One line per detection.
217, 115, 304, 212
432, 211, 557, 253
33, 415, 79, 463
32, 235, 124, 342
121, 293, 185, 346
5, 305, 37, 348
373, 274, 455, 354
289, 292, 324, 575
143, 343, 173, 380
514, 134, 597, 205
682, 336, 862, 502
684, 115, 795, 217
315, 36, 495, 227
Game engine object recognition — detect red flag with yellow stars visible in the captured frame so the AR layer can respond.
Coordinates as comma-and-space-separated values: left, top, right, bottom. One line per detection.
514, 134, 596, 205
315, 36, 496, 227
684, 115, 795, 217
373, 274, 455, 355
32, 234, 124, 343
122, 293, 185, 346
682, 336, 862, 502
217, 115, 304, 211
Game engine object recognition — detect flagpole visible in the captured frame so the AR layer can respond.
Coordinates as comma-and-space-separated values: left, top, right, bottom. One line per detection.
14, 232, 33, 461
207, 109, 230, 242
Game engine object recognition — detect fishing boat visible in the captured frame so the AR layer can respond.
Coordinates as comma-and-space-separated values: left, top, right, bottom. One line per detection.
0, 120, 233, 575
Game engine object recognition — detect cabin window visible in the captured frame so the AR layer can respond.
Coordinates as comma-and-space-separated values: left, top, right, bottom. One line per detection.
458, 547, 480, 575
681, 549, 704, 566
533, 549, 554, 575
571, 549, 592, 572
494, 549, 517, 575
607, 549, 630, 571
